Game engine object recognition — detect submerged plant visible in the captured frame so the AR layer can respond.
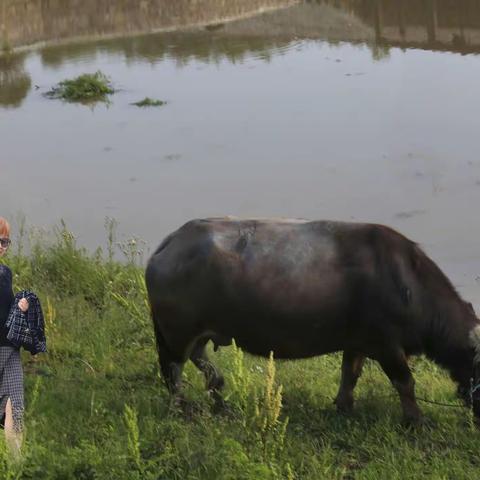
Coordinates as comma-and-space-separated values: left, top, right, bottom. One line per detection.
131, 97, 166, 107
46, 71, 113, 102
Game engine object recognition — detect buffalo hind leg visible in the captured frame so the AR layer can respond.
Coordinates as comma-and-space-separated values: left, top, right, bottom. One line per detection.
158, 344, 186, 409
335, 351, 365, 413
190, 340, 226, 413
377, 350, 422, 425
152, 317, 189, 409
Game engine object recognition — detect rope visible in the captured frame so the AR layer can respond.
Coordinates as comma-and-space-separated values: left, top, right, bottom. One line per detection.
332, 386, 478, 410
354, 393, 466, 409
348, 377, 480, 410
415, 396, 465, 409
470, 382, 480, 396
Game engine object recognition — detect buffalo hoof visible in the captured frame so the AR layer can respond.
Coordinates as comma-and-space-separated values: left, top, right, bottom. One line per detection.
402, 414, 433, 429
168, 394, 188, 413
183, 401, 206, 419
212, 397, 229, 414
209, 389, 226, 413
169, 396, 205, 419
211, 396, 235, 418
334, 395, 354, 414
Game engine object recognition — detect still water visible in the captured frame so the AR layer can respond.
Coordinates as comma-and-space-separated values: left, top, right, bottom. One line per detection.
1, 0, 480, 305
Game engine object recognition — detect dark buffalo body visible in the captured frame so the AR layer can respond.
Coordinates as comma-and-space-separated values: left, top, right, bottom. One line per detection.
146, 218, 480, 423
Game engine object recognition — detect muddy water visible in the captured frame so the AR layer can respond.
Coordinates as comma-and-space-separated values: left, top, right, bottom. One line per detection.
0, 0, 480, 306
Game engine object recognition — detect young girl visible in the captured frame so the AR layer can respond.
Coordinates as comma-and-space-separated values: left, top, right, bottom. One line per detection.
0, 217, 28, 455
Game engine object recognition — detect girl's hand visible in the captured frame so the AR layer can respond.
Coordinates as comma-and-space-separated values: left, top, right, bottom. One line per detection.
18, 298, 29, 312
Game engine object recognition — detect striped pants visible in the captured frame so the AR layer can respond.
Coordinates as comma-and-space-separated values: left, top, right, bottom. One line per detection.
0, 346, 24, 433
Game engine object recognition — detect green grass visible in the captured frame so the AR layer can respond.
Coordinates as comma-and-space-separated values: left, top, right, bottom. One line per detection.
131, 97, 166, 107
0, 220, 479, 478
46, 71, 114, 102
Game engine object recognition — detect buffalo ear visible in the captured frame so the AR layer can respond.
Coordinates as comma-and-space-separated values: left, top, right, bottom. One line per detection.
467, 302, 476, 314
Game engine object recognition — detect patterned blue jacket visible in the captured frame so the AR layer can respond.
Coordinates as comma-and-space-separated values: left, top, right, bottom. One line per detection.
6, 290, 47, 355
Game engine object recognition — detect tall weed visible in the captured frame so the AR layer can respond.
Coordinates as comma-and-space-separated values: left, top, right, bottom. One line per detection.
226, 345, 293, 478
124, 404, 142, 471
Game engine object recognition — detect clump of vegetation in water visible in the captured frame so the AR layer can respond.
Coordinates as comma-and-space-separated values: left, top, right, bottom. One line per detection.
46, 71, 113, 102
131, 97, 166, 107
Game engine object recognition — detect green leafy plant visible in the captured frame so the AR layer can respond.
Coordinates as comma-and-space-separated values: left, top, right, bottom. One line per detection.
131, 97, 166, 107
46, 71, 113, 102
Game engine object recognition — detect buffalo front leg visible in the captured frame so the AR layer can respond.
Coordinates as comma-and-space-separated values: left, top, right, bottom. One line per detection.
335, 351, 365, 413
377, 350, 422, 424
190, 340, 226, 412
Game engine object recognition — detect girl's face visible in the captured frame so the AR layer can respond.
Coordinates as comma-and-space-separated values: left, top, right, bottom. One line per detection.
0, 236, 11, 257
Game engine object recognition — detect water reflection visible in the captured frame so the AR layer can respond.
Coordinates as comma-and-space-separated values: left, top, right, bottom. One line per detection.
1, 0, 480, 57
0, 53, 31, 108
318, 0, 480, 54
0, 0, 298, 49
39, 32, 296, 69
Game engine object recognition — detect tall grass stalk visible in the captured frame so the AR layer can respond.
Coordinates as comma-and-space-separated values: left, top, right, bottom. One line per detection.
124, 404, 142, 471
105, 217, 118, 264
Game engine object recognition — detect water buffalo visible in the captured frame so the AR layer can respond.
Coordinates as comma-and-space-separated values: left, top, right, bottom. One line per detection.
145, 217, 480, 424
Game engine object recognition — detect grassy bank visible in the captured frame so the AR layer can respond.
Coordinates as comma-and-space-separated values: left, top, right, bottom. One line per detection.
0, 221, 479, 479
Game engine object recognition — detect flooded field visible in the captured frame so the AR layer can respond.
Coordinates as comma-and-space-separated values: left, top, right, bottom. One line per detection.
1, 0, 480, 306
